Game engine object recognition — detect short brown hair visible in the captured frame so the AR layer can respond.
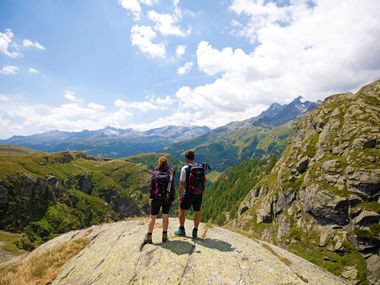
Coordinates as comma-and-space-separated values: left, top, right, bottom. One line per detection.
185, 150, 195, 160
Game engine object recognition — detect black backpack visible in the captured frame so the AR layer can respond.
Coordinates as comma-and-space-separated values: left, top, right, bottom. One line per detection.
153, 170, 173, 200
186, 165, 206, 195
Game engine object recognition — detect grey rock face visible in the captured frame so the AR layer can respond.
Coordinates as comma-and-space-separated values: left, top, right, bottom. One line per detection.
7, 218, 344, 285
296, 157, 310, 173
235, 80, 380, 284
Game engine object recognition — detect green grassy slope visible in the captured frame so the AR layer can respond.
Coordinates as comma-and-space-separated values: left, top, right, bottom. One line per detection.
0, 149, 151, 243
166, 122, 293, 172
202, 157, 277, 225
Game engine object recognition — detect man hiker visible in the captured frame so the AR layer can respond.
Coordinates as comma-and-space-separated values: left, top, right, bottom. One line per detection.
175, 150, 206, 239
141, 156, 175, 248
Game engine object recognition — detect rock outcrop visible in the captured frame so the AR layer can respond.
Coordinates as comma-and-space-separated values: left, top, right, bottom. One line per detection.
0, 151, 151, 243
2, 218, 347, 285
234, 80, 380, 284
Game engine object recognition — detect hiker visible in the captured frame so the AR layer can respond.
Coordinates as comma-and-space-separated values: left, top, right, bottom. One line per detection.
142, 156, 175, 246
175, 150, 206, 239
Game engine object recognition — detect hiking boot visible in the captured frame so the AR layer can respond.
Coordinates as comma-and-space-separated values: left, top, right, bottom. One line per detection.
162, 232, 168, 243
140, 233, 152, 251
192, 228, 198, 239
174, 227, 186, 237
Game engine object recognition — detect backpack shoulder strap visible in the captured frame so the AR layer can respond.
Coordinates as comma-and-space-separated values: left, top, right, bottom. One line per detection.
185, 165, 192, 192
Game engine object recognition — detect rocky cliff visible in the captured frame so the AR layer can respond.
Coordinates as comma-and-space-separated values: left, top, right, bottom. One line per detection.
0, 150, 151, 244
235, 80, 380, 284
0, 219, 347, 285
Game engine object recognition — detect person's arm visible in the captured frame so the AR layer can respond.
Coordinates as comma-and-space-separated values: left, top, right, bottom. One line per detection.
178, 181, 184, 201
169, 170, 176, 201
149, 172, 155, 205
178, 167, 186, 201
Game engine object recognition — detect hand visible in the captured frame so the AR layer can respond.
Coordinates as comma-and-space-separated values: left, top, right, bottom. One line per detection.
149, 199, 153, 206
178, 195, 183, 202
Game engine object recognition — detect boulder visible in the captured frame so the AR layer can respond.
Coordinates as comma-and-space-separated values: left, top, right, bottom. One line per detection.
341, 266, 359, 284
366, 254, 380, 285
319, 227, 335, 247
301, 186, 349, 225
76, 173, 93, 194
256, 200, 273, 224
296, 157, 310, 173
353, 210, 380, 226
40, 219, 348, 285
347, 169, 380, 199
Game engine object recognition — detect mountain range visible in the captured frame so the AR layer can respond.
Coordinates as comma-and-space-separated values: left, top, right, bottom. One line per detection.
166, 96, 319, 171
0, 96, 318, 162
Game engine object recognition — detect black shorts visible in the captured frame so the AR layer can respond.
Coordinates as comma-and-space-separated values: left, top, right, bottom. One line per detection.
180, 193, 203, 212
151, 198, 172, 216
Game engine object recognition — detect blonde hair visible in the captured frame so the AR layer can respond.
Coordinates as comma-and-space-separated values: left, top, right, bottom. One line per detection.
157, 156, 168, 170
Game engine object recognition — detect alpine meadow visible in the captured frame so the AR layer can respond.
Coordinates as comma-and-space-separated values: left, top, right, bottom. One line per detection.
0, 1, 379, 284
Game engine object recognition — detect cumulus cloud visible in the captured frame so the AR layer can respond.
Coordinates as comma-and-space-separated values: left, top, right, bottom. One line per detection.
23, 39, 46, 50
177, 61, 192, 75
118, 0, 158, 20
0, 65, 19, 75
175, 44, 186, 57
28, 68, 39, 75
0, 29, 20, 58
169, 0, 380, 129
0, 96, 134, 138
0, 95, 9, 102
64, 90, 83, 103
88, 102, 106, 110
131, 25, 166, 58
115, 95, 174, 112
148, 10, 190, 37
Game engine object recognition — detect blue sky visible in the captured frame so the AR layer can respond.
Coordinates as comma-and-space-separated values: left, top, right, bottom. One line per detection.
1, 0, 380, 139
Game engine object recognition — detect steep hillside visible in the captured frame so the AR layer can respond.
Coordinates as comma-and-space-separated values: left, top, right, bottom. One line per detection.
125, 152, 183, 172
166, 122, 293, 171
0, 149, 151, 244
202, 157, 277, 225
0, 219, 347, 285
235, 80, 380, 284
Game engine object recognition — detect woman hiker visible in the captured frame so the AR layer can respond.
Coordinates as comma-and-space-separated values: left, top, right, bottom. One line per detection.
141, 156, 175, 248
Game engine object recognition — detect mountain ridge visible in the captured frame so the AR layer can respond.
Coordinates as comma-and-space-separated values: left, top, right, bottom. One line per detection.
233, 79, 380, 284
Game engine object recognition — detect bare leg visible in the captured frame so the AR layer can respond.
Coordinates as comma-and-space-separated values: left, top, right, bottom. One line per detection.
179, 209, 186, 227
162, 214, 169, 232
148, 215, 157, 233
194, 211, 201, 229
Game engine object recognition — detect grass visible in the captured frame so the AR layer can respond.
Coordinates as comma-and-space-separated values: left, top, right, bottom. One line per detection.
0, 237, 89, 285
261, 242, 292, 267
0, 149, 151, 243
0, 145, 40, 157
0, 231, 28, 256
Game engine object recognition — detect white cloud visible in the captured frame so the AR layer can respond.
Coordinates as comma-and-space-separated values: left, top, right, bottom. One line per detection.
168, 0, 380, 129
88, 102, 106, 110
115, 95, 174, 112
175, 44, 186, 57
177, 61, 192, 75
64, 90, 83, 103
130, 25, 166, 58
0, 95, 9, 102
0, 29, 20, 58
23, 39, 46, 50
0, 65, 19, 75
118, 0, 158, 20
0, 97, 134, 138
148, 10, 190, 37
28, 68, 39, 75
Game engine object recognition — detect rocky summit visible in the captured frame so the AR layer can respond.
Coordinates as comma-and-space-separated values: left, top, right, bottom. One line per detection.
235, 80, 380, 284
1, 218, 346, 285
